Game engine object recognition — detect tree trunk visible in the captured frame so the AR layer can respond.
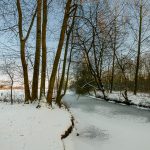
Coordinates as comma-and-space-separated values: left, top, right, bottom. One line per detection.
110, 9, 117, 93
21, 41, 31, 102
16, 0, 36, 103
56, 5, 77, 106
55, 35, 69, 105
134, 1, 142, 95
110, 52, 115, 93
47, 0, 72, 105
110, 38, 116, 93
64, 48, 72, 95
40, 0, 47, 98
10, 81, 13, 105
32, 0, 42, 101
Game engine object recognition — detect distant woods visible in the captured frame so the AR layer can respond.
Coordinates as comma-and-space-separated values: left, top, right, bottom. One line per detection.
0, 0, 150, 105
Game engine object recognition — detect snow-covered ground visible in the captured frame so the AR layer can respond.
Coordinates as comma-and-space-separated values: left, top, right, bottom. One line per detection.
63, 94, 150, 150
1, 89, 150, 150
0, 102, 72, 150
0, 89, 24, 103
95, 91, 150, 108
109, 91, 150, 106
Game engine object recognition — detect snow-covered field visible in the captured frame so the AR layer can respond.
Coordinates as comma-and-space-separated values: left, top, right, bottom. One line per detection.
0, 102, 72, 150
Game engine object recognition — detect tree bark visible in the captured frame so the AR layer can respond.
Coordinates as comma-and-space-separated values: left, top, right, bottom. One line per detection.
64, 47, 72, 95
16, 0, 36, 102
110, 19, 117, 93
32, 0, 42, 101
47, 0, 72, 105
56, 5, 77, 106
10, 80, 13, 105
40, 0, 47, 98
134, 0, 143, 95
21, 41, 31, 102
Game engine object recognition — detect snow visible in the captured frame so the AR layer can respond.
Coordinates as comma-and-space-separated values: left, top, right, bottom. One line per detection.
63, 94, 150, 150
1, 89, 150, 150
93, 91, 150, 108
0, 102, 72, 150
0, 89, 24, 103
108, 91, 150, 106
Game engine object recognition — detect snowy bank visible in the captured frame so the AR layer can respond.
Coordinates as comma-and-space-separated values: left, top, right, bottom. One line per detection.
0, 102, 73, 150
91, 91, 150, 109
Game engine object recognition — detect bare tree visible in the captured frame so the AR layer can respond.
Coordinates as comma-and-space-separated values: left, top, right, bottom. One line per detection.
16, 0, 36, 103
47, 0, 73, 105
32, 0, 42, 101
134, 0, 143, 95
40, 0, 48, 98
1, 58, 16, 104
56, 4, 77, 106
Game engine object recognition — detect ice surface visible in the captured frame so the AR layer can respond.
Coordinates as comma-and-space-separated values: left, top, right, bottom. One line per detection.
63, 94, 150, 150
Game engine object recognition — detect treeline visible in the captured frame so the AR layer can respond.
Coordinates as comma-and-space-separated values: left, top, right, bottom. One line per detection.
69, 0, 150, 100
103, 53, 150, 93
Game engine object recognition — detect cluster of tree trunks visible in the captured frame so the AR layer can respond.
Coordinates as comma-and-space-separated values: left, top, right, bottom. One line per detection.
16, 0, 77, 106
